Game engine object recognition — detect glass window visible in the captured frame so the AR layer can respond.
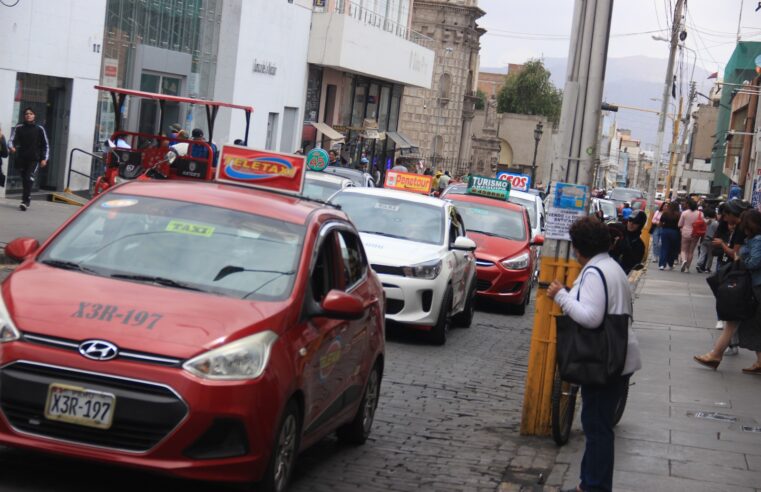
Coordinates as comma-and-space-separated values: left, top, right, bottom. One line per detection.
378, 86, 391, 131
39, 195, 305, 301
140, 74, 160, 92
366, 83, 380, 120
311, 232, 338, 303
507, 196, 537, 229
332, 193, 444, 245
450, 200, 527, 241
351, 83, 367, 128
339, 74, 355, 126
388, 85, 402, 131
337, 230, 366, 288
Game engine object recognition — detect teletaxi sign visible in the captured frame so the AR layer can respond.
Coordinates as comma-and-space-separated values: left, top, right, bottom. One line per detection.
496, 172, 531, 192
217, 145, 305, 194
467, 175, 511, 200
384, 170, 433, 195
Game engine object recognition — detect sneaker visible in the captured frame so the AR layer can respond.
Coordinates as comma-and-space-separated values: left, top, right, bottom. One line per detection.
716, 321, 724, 330
680, 261, 688, 272
725, 346, 739, 356
19, 203, 27, 211
659, 266, 665, 270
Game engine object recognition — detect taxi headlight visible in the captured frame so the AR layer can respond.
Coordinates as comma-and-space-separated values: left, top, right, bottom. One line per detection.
0, 295, 21, 343
183, 331, 278, 381
501, 252, 530, 271
402, 259, 442, 280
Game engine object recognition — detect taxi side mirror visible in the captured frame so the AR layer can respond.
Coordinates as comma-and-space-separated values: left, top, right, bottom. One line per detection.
531, 235, 545, 246
318, 290, 365, 320
5, 237, 40, 262
452, 236, 476, 251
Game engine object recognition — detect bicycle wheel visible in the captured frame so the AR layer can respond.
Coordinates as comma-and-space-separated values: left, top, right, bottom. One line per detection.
551, 369, 578, 446
613, 379, 630, 426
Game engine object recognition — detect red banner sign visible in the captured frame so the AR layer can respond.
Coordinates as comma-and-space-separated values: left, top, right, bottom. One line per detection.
216, 145, 305, 194
384, 171, 432, 195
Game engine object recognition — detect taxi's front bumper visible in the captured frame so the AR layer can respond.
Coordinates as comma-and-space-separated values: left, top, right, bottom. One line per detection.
375, 270, 449, 326
0, 339, 291, 484
474, 260, 531, 304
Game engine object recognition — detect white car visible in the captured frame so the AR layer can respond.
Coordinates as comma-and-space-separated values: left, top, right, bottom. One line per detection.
303, 170, 353, 201
332, 187, 477, 345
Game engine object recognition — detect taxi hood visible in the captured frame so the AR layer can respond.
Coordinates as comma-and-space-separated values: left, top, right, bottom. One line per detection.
359, 232, 444, 267
468, 233, 527, 262
3, 263, 295, 360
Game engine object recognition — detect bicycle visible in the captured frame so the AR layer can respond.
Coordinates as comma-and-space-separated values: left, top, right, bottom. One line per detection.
550, 368, 631, 446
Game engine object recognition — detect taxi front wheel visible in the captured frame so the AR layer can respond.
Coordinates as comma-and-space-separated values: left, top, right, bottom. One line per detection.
257, 400, 301, 492
430, 287, 453, 345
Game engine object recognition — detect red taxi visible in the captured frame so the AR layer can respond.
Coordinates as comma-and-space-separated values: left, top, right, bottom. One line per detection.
445, 192, 543, 314
0, 177, 385, 491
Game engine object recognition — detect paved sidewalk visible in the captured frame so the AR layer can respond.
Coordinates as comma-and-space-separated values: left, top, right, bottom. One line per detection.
549, 267, 761, 492
0, 197, 77, 247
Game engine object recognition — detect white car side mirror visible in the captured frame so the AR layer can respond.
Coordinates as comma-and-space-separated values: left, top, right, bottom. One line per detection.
452, 236, 476, 251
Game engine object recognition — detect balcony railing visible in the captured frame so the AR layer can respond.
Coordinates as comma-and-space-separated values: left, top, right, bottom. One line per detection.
325, 0, 434, 49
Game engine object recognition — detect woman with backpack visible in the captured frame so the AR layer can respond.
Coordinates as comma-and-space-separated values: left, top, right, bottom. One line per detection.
678, 199, 703, 272
695, 208, 761, 373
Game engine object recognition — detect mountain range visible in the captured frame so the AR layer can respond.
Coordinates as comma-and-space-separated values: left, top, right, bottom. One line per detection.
482, 56, 713, 147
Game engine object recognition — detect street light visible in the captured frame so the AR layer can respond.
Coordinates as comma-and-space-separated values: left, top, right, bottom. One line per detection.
531, 121, 543, 187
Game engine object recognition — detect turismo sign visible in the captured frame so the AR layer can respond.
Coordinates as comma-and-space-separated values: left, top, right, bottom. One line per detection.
384, 170, 433, 195
467, 175, 511, 200
496, 172, 531, 192
216, 145, 306, 194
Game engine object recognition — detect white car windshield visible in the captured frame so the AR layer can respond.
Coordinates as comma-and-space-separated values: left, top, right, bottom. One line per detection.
508, 196, 536, 229
452, 200, 527, 241
38, 195, 305, 301
610, 189, 643, 202
600, 201, 617, 217
333, 193, 444, 245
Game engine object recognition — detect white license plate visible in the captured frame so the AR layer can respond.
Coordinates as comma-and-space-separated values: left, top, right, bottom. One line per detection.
44, 384, 116, 430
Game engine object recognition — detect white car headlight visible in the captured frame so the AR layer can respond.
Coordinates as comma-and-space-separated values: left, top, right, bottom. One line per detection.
0, 294, 21, 343
402, 259, 442, 280
501, 252, 530, 271
183, 331, 278, 381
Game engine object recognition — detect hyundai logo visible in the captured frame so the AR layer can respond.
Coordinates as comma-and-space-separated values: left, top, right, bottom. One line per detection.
78, 340, 119, 361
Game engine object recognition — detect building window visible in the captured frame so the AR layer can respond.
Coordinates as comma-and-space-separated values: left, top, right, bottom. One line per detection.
438, 73, 451, 102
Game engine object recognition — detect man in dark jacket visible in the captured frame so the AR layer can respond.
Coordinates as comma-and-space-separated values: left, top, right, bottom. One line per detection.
610, 211, 646, 274
10, 107, 49, 210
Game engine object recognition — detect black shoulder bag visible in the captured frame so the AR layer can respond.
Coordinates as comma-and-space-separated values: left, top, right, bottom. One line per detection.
556, 266, 630, 386
706, 260, 757, 321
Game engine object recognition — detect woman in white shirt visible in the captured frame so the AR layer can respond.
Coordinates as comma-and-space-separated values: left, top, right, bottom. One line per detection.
548, 216, 642, 492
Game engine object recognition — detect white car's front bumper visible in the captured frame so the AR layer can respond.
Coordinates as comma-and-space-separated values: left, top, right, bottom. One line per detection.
376, 272, 449, 326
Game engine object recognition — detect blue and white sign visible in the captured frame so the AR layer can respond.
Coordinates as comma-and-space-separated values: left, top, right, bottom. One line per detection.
496, 172, 531, 192
552, 182, 589, 212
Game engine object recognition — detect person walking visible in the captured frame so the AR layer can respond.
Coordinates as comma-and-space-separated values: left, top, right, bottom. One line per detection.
650, 201, 666, 263
547, 217, 642, 492
678, 199, 702, 272
695, 208, 761, 372
0, 124, 8, 187
621, 202, 633, 221
695, 208, 718, 273
610, 211, 647, 274
658, 202, 681, 270
9, 107, 49, 211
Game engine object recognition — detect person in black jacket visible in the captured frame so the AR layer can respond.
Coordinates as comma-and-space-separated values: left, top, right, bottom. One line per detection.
9, 107, 49, 210
610, 211, 647, 274
0, 124, 8, 187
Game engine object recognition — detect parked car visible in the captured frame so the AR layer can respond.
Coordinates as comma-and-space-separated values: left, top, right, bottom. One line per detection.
608, 187, 646, 216
331, 187, 477, 345
0, 179, 386, 491
303, 170, 353, 201
321, 166, 376, 187
590, 197, 618, 223
445, 192, 543, 314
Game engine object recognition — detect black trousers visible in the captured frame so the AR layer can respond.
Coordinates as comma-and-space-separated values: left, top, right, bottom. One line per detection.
17, 160, 37, 205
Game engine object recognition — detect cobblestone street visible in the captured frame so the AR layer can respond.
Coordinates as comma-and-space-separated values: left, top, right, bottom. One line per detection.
0, 299, 558, 492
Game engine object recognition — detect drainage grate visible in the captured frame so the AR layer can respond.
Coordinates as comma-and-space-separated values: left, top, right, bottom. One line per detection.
689, 411, 737, 422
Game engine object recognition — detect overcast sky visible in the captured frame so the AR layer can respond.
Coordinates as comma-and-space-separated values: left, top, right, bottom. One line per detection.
478, 0, 761, 74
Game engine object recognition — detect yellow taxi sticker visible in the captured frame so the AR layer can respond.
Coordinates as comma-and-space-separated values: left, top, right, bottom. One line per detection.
165, 220, 215, 237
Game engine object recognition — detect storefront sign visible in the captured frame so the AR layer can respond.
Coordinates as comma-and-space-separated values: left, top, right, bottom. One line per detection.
306, 148, 330, 171
217, 145, 305, 194
467, 175, 511, 200
253, 59, 277, 76
384, 171, 432, 195
496, 172, 531, 192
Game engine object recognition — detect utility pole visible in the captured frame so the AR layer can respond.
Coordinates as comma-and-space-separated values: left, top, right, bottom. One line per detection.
664, 96, 684, 199
647, 0, 685, 208
521, 0, 613, 436
673, 81, 697, 194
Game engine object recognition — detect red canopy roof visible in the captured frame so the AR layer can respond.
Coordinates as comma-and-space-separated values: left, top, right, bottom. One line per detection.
94, 85, 253, 113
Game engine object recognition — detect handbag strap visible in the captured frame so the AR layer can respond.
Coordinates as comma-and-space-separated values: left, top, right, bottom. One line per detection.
576, 265, 609, 315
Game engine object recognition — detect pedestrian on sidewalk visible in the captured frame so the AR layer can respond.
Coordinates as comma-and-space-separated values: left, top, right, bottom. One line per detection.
734, 210, 761, 373
548, 217, 642, 492
610, 211, 646, 274
695, 207, 718, 273
658, 202, 681, 270
9, 108, 49, 211
0, 124, 8, 187
678, 199, 701, 272
650, 201, 666, 263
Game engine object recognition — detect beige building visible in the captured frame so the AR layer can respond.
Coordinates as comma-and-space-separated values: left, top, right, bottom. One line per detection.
398, 0, 485, 174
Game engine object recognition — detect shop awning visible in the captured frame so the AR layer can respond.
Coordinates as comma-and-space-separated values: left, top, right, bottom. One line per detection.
387, 131, 420, 153
310, 122, 344, 141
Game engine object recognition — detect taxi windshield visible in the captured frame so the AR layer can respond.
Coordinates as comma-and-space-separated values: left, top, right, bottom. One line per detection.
38, 195, 305, 301
452, 200, 527, 241
333, 193, 444, 245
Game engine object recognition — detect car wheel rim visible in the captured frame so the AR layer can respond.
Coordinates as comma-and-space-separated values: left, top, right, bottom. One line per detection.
362, 370, 379, 432
274, 414, 297, 492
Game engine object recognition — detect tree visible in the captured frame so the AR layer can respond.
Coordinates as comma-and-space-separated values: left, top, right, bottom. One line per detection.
475, 89, 487, 110
496, 59, 562, 123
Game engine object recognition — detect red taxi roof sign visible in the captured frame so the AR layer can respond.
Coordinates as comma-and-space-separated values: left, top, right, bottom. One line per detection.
467, 175, 511, 200
384, 170, 433, 195
216, 145, 306, 195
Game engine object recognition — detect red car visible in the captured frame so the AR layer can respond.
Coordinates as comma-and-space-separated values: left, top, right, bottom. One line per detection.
0, 180, 384, 491
444, 194, 543, 314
